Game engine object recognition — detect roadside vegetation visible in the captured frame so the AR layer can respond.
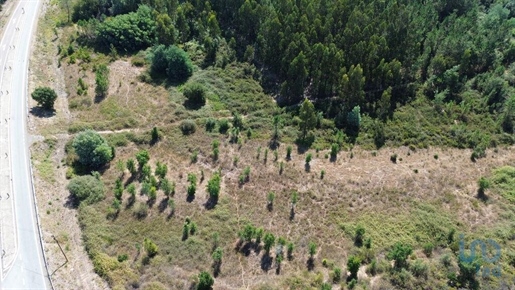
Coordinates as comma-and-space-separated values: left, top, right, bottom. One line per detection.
29, 0, 515, 288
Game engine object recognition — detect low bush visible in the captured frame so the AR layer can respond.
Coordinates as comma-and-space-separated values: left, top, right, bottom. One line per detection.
180, 119, 196, 135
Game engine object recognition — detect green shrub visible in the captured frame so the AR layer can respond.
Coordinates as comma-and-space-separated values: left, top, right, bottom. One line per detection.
67, 174, 105, 205
205, 118, 216, 132
423, 242, 434, 257
218, 119, 230, 133
180, 119, 196, 135
286, 145, 292, 160
183, 82, 206, 106
134, 202, 148, 219
150, 44, 193, 83
305, 153, 313, 164
143, 238, 158, 257
95, 6, 156, 52
347, 255, 361, 280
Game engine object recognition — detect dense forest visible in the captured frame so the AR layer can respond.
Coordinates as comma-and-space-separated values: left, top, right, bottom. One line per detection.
72, 1, 515, 113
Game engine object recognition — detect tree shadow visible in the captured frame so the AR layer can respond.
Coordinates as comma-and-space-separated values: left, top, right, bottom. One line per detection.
304, 163, 311, 172
330, 154, 337, 163
275, 263, 282, 275
289, 207, 295, 221
146, 198, 156, 208
476, 189, 489, 202
241, 242, 253, 257
306, 257, 315, 271
212, 261, 221, 278
30, 107, 55, 118
124, 174, 137, 187
186, 194, 195, 203
166, 209, 175, 220
183, 99, 205, 110
125, 195, 135, 209
158, 198, 168, 213
267, 202, 273, 212
94, 94, 106, 104
268, 139, 280, 150
64, 194, 80, 209
204, 196, 218, 210
260, 253, 273, 272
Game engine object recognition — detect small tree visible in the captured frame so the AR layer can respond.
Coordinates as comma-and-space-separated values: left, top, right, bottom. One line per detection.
347, 105, 361, 134
478, 177, 490, 199
255, 227, 264, 244
95, 64, 109, 98
305, 153, 312, 166
188, 173, 197, 197
308, 242, 316, 258
240, 224, 255, 243
387, 242, 412, 268
207, 171, 221, 201
332, 267, 342, 283
286, 145, 292, 160
263, 233, 275, 252
287, 242, 294, 259
161, 178, 175, 197
330, 143, 339, 160
143, 238, 158, 257
197, 271, 214, 290
232, 111, 244, 129
347, 255, 361, 280
212, 247, 223, 263
355, 225, 365, 246
126, 159, 136, 174
136, 150, 150, 169
151, 127, 160, 143
267, 191, 275, 209
32, 87, 58, 110
299, 98, 317, 140
155, 162, 168, 179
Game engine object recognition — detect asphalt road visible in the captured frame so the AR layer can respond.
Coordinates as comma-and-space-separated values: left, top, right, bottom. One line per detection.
0, 0, 50, 289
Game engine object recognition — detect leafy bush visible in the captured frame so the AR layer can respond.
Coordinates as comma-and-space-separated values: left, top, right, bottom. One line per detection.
67, 174, 105, 205
183, 82, 206, 106
387, 242, 413, 268
197, 271, 214, 290
423, 242, 434, 257
205, 118, 216, 132
95, 5, 156, 52
180, 119, 197, 135
72, 130, 113, 168
347, 255, 361, 280
31, 87, 58, 110
218, 119, 230, 133
150, 44, 193, 83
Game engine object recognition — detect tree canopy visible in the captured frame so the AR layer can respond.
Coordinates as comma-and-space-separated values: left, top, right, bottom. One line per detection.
72, 130, 113, 168
31, 87, 58, 110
